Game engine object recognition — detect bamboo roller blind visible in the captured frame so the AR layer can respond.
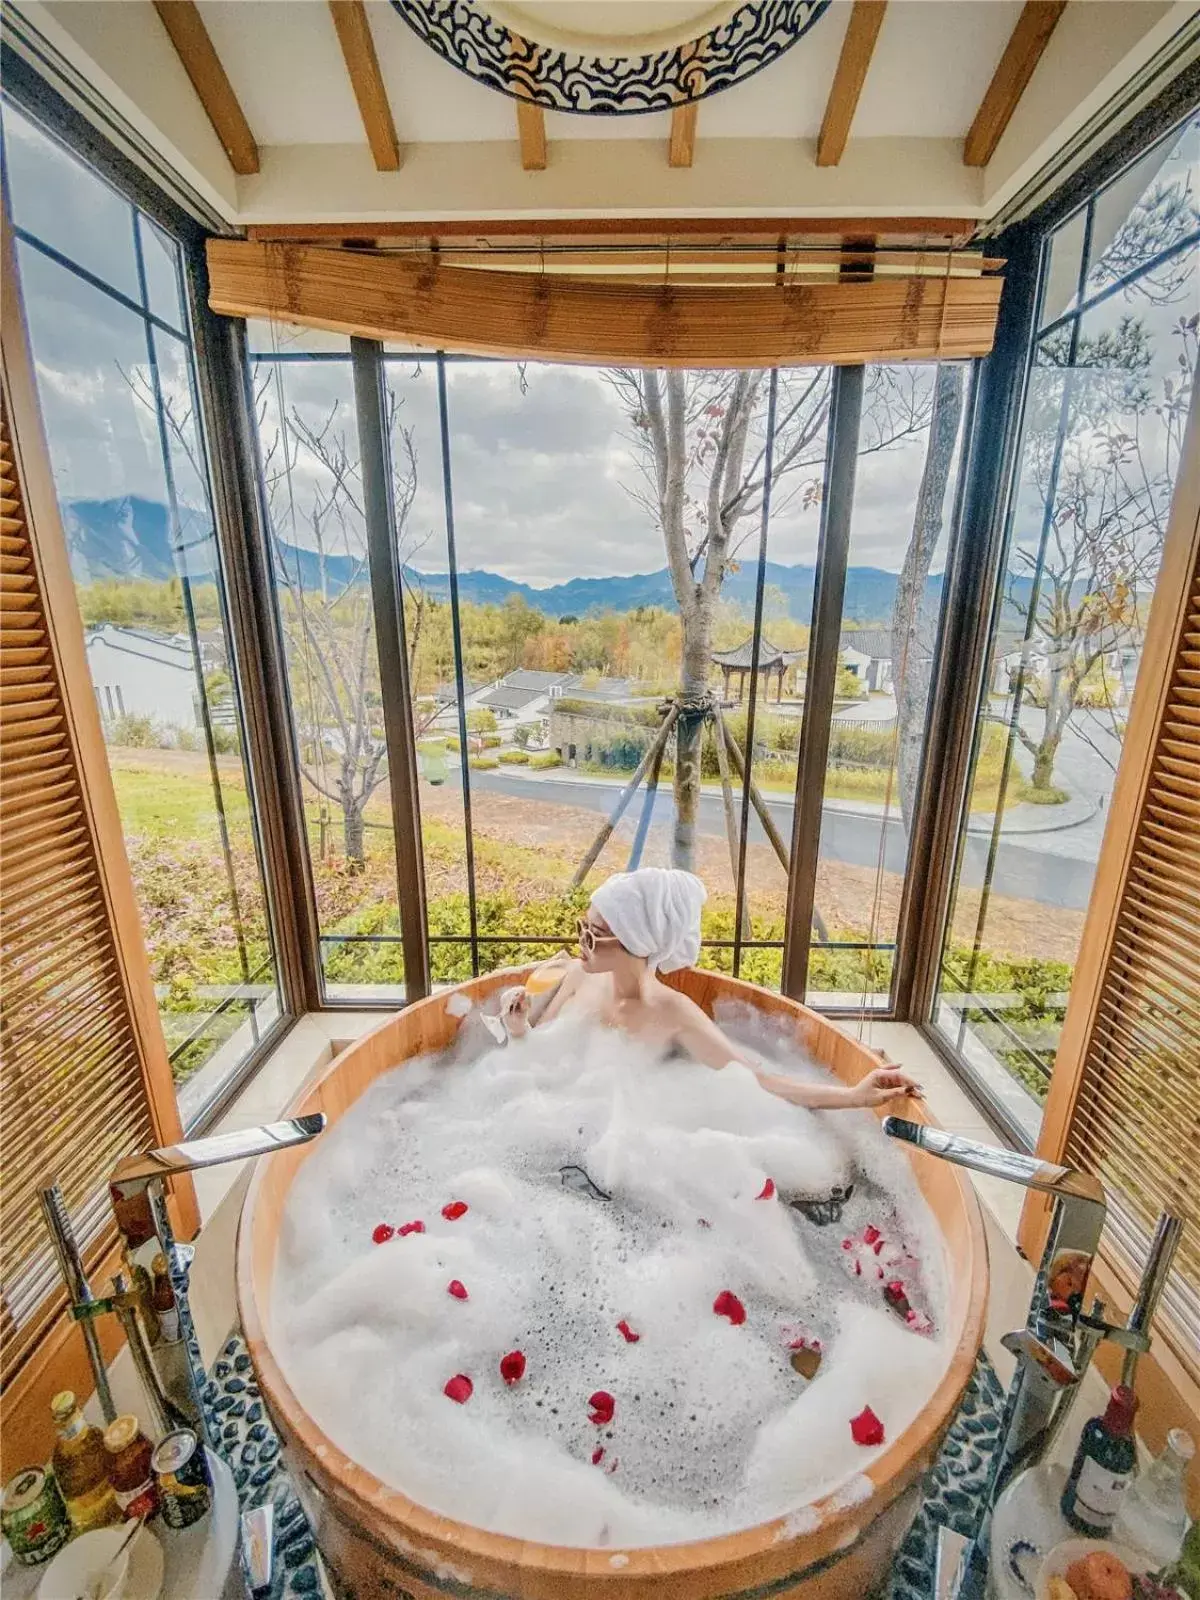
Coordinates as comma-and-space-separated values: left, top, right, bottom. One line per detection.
0, 392, 155, 1387
206, 240, 1004, 368
1061, 530, 1200, 1355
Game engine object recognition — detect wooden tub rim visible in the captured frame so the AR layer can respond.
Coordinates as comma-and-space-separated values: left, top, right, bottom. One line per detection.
236, 967, 989, 1583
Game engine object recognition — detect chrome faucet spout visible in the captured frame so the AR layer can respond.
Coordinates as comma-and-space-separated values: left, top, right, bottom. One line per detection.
108, 1114, 326, 1443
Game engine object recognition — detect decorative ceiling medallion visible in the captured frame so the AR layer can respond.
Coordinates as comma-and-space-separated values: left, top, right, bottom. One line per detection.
388, 0, 832, 114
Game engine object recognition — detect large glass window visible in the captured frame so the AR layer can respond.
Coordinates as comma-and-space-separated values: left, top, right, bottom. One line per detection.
3, 103, 282, 1125
934, 112, 1199, 1142
246, 338, 973, 1001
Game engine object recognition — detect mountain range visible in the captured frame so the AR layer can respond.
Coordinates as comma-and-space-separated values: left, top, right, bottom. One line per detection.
63, 495, 985, 624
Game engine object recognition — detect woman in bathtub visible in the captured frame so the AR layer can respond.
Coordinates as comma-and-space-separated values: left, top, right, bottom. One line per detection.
500, 867, 921, 1112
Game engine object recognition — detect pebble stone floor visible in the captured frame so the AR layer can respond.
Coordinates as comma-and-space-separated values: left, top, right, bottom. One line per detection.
205, 1334, 1006, 1599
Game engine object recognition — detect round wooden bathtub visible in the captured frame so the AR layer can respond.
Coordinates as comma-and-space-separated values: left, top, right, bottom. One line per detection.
237, 968, 988, 1600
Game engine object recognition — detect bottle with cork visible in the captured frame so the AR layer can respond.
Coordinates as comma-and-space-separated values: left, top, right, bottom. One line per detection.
49, 1391, 122, 1533
1061, 1383, 1139, 1537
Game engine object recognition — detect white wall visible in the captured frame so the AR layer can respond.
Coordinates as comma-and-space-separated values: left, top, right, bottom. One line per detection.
86, 633, 198, 728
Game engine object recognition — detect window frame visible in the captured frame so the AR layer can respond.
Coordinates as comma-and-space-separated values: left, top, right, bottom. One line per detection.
918, 88, 1200, 1148
1, 65, 300, 1130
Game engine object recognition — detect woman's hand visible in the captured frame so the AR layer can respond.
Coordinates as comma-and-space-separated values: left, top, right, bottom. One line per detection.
848, 1065, 923, 1108
499, 986, 531, 1039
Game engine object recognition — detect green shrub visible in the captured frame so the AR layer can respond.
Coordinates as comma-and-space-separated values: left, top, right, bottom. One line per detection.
469, 755, 499, 770
498, 749, 530, 765
555, 699, 660, 727
1019, 783, 1069, 806
483, 733, 503, 749
467, 708, 498, 734
513, 723, 537, 749
109, 713, 161, 748
445, 737, 460, 752
530, 751, 561, 770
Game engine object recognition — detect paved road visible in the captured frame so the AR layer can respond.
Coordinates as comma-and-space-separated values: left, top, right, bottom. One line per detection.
467, 768, 1099, 910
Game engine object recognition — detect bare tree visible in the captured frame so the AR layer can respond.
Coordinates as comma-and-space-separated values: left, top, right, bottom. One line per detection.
612, 367, 931, 869
1008, 314, 1197, 792
891, 364, 967, 826
254, 365, 432, 864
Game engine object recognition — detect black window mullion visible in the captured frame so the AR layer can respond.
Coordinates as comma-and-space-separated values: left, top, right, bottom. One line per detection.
781, 364, 864, 1000
351, 336, 431, 1001
435, 352, 480, 978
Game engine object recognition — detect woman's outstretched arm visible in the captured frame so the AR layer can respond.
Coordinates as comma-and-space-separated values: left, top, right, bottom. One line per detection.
668, 993, 922, 1110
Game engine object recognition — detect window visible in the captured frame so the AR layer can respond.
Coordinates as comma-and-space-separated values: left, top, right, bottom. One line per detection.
809, 363, 969, 1007
2, 102, 282, 1126
934, 112, 1199, 1144
245, 335, 975, 1001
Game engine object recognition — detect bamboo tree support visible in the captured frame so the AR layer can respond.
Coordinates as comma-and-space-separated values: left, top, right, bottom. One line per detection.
713, 714, 753, 942
569, 705, 679, 890
715, 705, 829, 942
714, 705, 791, 872
626, 730, 669, 873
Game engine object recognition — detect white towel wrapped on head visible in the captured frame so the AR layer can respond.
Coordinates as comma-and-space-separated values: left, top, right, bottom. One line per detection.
589, 868, 707, 974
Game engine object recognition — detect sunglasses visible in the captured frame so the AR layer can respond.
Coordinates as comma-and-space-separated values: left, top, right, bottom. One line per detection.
577, 918, 623, 956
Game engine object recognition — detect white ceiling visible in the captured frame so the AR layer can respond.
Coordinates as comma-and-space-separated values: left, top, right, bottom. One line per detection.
195, 0, 1028, 146
10, 0, 1200, 226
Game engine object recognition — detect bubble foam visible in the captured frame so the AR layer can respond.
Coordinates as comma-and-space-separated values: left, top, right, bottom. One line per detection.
272, 1013, 950, 1548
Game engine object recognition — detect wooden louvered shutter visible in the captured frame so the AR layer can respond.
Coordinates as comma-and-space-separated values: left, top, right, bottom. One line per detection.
1023, 388, 1200, 1465
1, 218, 197, 1467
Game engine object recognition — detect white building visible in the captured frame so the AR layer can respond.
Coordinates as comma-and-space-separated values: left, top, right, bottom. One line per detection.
85, 624, 201, 728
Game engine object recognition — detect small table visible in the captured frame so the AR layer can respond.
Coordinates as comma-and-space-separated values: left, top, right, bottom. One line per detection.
2, 1450, 241, 1600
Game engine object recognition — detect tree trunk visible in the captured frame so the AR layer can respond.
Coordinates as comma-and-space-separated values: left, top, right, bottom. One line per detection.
673, 607, 713, 871
892, 366, 966, 831
1031, 739, 1061, 791
343, 801, 366, 867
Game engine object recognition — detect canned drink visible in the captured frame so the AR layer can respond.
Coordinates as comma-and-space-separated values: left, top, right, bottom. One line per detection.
1, 1467, 71, 1566
151, 1429, 211, 1529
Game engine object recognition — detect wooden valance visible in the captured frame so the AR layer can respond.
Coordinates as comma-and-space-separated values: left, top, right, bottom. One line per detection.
206, 239, 1003, 367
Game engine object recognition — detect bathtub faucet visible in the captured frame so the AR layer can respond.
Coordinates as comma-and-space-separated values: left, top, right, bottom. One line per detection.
883, 1119, 1106, 1599
109, 1115, 326, 1441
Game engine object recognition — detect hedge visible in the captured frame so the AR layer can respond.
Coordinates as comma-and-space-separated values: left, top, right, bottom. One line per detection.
498, 749, 530, 765
530, 751, 561, 770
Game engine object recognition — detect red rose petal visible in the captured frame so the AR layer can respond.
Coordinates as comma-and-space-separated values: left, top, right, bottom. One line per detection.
447, 1279, 468, 1300
756, 1178, 776, 1201
862, 1224, 881, 1246
444, 1374, 473, 1404
588, 1390, 615, 1425
850, 1406, 886, 1447
873, 1240, 885, 1256
713, 1290, 747, 1326
371, 1223, 395, 1245
885, 1280, 907, 1302
500, 1350, 527, 1385
616, 1319, 640, 1344
591, 1447, 605, 1466
398, 1220, 426, 1237
442, 1201, 469, 1221
841, 1238, 853, 1251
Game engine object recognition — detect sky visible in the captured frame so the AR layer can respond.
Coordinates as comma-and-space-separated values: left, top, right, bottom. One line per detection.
3, 99, 1196, 592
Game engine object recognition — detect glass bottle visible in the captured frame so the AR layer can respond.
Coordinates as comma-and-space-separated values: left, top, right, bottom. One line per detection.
1113, 1428, 1194, 1566
1061, 1383, 1138, 1536
49, 1391, 121, 1532
102, 1415, 159, 1522
151, 1252, 180, 1343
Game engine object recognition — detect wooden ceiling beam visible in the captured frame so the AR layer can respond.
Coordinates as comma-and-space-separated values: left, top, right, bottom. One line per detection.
816, 0, 888, 168
328, 0, 401, 172
669, 104, 698, 169
245, 216, 980, 245
151, 1, 258, 176
964, 1, 1068, 168
516, 101, 547, 171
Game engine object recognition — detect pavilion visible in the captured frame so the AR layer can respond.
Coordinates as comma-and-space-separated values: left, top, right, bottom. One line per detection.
712, 637, 804, 703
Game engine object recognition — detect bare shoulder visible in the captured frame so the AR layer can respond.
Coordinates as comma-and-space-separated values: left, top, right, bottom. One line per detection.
652, 982, 715, 1027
